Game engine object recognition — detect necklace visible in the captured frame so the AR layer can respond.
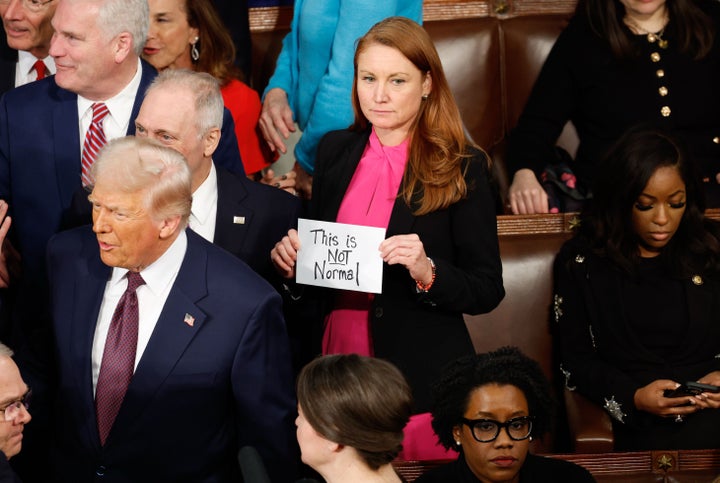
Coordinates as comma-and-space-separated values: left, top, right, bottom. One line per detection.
624, 16, 669, 49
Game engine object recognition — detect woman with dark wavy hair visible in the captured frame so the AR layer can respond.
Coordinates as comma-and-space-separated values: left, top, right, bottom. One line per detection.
506, 0, 720, 214
417, 347, 594, 483
556, 127, 720, 450
296, 354, 412, 483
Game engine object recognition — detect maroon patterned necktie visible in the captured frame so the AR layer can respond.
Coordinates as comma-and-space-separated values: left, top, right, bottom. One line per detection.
32, 60, 46, 80
81, 102, 109, 188
95, 271, 145, 446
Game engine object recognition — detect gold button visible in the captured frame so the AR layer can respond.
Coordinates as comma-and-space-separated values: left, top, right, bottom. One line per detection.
692, 275, 703, 286
713, 136, 720, 144
658, 86, 668, 96
647, 33, 657, 43
656, 69, 665, 78
661, 106, 671, 117
651, 52, 661, 62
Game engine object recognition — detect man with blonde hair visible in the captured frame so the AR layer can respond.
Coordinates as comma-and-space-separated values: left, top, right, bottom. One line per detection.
47, 137, 295, 481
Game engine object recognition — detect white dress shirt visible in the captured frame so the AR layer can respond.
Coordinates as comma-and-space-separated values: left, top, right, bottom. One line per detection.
91, 230, 188, 394
78, 58, 143, 156
188, 162, 218, 243
15, 50, 55, 87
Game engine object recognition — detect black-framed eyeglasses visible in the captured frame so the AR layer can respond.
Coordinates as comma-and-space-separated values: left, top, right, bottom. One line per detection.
0, 0, 54, 13
460, 416, 533, 443
0, 388, 31, 422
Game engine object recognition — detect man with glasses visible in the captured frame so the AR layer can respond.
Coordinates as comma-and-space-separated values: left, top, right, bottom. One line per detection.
0, 342, 29, 483
0, 0, 55, 95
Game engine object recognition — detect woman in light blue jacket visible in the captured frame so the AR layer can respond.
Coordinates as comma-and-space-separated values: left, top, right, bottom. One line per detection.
258, 0, 422, 198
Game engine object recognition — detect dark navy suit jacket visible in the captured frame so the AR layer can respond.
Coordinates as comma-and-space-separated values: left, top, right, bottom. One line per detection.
213, 166, 301, 285
47, 227, 296, 482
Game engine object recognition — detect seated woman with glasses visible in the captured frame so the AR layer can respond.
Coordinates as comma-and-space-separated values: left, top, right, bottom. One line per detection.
416, 347, 595, 483
296, 354, 412, 483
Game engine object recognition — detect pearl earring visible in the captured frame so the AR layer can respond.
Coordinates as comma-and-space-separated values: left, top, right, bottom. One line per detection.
455, 440, 461, 446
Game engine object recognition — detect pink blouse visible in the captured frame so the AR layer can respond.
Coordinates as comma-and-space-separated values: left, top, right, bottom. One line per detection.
322, 128, 408, 355
322, 129, 457, 461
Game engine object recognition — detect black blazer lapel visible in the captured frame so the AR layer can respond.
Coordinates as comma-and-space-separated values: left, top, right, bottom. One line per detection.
386, 196, 416, 237
315, 131, 369, 223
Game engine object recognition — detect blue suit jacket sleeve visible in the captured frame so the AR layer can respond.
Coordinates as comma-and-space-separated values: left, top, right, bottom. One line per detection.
231, 288, 297, 482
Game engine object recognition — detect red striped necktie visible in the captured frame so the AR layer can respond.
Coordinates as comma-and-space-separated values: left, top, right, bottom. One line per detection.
81, 102, 110, 188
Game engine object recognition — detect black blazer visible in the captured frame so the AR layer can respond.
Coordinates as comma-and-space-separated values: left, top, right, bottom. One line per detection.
309, 129, 504, 411
555, 237, 720, 449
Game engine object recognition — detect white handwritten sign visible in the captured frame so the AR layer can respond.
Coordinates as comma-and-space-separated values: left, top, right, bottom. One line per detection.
296, 219, 385, 293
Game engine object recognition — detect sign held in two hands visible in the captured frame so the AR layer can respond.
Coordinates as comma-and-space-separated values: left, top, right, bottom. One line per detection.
296, 219, 385, 294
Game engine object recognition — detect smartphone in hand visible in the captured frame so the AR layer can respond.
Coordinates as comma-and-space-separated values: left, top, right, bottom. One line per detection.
664, 381, 720, 398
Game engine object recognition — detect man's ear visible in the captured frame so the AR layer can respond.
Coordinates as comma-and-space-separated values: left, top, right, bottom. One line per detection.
203, 128, 221, 158
158, 215, 182, 239
113, 32, 133, 64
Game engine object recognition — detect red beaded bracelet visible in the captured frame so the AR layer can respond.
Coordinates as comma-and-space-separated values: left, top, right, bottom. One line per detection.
416, 257, 436, 292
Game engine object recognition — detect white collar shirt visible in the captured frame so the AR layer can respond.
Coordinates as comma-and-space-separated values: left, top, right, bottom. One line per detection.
77, 58, 143, 155
188, 162, 218, 243
15, 50, 55, 87
91, 229, 188, 394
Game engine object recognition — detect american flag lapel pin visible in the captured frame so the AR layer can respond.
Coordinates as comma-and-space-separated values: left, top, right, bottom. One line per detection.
233, 216, 245, 225
183, 313, 195, 327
